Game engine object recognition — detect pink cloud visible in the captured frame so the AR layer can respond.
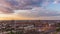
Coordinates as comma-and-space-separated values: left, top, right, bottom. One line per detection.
0, 0, 56, 14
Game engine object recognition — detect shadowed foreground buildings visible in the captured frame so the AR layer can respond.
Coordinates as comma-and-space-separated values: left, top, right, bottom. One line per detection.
0, 20, 59, 34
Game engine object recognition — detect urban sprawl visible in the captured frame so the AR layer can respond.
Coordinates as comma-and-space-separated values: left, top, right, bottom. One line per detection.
0, 20, 60, 34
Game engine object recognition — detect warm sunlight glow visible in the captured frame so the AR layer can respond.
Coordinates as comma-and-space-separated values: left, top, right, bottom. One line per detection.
0, 14, 38, 20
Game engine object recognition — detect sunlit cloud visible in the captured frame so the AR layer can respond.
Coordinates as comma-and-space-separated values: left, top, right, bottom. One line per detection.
14, 7, 60, 18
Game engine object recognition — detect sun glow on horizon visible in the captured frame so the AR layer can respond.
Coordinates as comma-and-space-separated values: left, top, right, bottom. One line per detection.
0, 14, 38, 20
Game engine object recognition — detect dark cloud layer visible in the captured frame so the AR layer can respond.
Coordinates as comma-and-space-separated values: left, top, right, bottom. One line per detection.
6, 0, 43, 9
0, 0, 44, 13
0, 0, 55, 13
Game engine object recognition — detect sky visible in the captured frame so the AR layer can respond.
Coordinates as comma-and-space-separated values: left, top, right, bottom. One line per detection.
0, 0, 60, 20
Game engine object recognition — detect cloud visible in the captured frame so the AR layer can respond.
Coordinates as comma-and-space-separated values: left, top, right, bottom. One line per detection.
53, 0, 60, 4
0, 0, 60, 20
6, 0, 43, 9
14, 7, 60, 18
0, 0, 59, 14
0, 0, 43, 13
0, 0, 14, 13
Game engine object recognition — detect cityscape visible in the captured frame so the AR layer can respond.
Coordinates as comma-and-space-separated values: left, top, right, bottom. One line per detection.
0, 0, 60, 34
0, 20, 59, 34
